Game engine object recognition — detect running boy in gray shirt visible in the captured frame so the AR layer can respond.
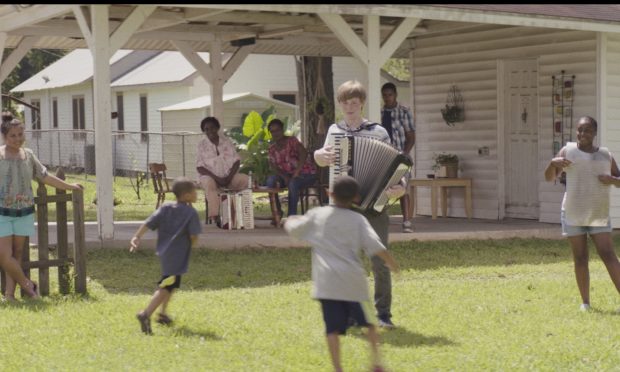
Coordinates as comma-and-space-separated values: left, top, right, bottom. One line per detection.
130, 177, 202, 335
284, 175, 399, 372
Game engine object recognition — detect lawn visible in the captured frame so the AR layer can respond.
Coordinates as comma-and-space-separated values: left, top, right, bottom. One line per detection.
2, 238, 620, 371
34, 172, 403, 222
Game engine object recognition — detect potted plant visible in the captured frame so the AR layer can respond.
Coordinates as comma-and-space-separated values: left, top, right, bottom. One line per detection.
432, 152, 459, 178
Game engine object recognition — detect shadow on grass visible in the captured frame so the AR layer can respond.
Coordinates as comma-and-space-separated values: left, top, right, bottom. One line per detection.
87, 237, 618, 294
349, 326, 457, 348
0, 297, 52, 312
380, 327, 457, 347
170, 325, 222, 341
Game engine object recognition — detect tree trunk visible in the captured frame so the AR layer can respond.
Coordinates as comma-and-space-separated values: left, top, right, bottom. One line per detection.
296, 56, 335, 153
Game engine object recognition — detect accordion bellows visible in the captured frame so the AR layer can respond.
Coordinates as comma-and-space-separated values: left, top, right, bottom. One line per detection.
328, 134, 413, 214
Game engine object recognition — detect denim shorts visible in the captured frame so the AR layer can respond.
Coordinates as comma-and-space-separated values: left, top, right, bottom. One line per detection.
561, 210, 612, 237
0, 213, 35, 237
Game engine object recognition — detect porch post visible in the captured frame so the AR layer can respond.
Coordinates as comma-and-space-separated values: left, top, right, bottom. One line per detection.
318, 13, 419, 122
172, 39, 254, 124
365, 15, 381, 123
91, 5, 114, 240
0, 32, 6, 109
209, 37, 224, 120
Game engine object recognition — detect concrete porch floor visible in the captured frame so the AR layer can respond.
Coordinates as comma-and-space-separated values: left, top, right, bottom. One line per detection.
32, 215, 564, 250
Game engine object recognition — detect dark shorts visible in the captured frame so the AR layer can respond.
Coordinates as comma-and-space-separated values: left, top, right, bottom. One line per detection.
158, 275, 182, 291
319, 299, 375, 335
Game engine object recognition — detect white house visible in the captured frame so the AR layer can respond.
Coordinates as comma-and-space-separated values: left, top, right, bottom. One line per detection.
12, 48, 408, 175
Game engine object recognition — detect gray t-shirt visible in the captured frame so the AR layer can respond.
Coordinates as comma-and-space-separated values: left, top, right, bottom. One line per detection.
145, 202, 202, 276
285, 205, 386, 302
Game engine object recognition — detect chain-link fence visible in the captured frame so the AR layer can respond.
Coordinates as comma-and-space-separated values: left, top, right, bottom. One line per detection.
24, 129, 204, 179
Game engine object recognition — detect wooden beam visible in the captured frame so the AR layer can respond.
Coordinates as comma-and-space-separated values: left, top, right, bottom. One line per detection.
0, 5, 72, 32
0, 32, 6, 68
171, 40, 213, 82
0, 36, 40, 83
210, 37, 224, 120
109, 5, 157, 55
72, 5, 93, 50
91, 5, 114, 241
318, 13, 367, 64
366, 15, 382, 123
379, 17, 420, 64
180, 4, 620, 34
223, 44, 255, 82
136, 9, 232, 33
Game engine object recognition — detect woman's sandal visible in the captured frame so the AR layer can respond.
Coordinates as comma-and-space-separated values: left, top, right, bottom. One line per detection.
156, 313, 173, 325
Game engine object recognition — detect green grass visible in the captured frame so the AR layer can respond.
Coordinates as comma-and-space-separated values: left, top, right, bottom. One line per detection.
34, 171, 404, 222
34, 173, 277, 222
2, 238, 620, 371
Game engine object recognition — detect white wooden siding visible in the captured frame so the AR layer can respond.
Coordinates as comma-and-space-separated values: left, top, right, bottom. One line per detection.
412, 25, 597, 220
602, 32, 620, 227
332, 56, 411, 110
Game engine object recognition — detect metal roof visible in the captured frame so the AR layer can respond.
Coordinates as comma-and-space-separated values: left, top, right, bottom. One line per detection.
111, 51, 210, 87
10, 49, 132, 92
158, 92, 299, 112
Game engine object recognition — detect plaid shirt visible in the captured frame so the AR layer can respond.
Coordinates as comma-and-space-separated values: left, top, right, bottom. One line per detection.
381, 102, 415, 152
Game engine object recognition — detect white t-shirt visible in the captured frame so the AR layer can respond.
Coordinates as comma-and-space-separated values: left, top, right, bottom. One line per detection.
561, 142, 612, 226
284, 205, 386, 302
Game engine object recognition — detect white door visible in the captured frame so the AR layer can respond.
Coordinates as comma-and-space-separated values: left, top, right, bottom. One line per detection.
503, 59, 539, 219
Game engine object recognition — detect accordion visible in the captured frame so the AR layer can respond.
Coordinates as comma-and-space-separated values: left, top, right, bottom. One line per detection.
327, 133, 412, 214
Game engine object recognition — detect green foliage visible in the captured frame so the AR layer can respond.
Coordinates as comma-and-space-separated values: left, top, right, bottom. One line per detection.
236, 105, 295, 186
3, 238, 620, 370
2, 49, 67, 109
432, 152, 459, 171
382, 58, 410, 81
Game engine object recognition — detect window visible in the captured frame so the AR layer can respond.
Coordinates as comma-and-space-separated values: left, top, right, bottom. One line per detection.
30, 99, 41, 138
271, 92, 297, 105
116, 93, 124, 131
52, 98, 58, 128
140, 94, 148, 142
72, 96, 86, 140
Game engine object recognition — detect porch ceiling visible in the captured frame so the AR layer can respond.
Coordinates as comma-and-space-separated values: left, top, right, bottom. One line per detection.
2, 4, 620, 58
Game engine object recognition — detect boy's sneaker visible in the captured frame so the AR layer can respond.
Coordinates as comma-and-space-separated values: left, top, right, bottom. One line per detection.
136, 312, 153, 335
372, 366, 386, 372
156, 313, 173, 326
402, 220, 413, 233
378, 316, 395, 329
579, 303, 591, 312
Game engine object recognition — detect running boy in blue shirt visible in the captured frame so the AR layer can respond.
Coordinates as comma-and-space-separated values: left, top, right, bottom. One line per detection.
284, 175, 399, 372
130, 177, 202, 335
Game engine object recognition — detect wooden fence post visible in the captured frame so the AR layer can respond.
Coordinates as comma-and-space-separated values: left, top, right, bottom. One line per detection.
55, 167, 71, 294
36, 181, 50, 296
72, 188, 87, 294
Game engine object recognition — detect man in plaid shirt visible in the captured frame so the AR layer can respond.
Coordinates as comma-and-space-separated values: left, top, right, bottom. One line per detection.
381, 82, 416, 233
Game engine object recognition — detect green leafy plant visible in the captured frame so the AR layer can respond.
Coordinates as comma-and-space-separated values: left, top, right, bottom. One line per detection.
235, 105, 294, 186
432, 152, 459, 171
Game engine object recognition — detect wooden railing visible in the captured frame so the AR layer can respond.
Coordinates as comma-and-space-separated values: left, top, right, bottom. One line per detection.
0, 168, 87, 296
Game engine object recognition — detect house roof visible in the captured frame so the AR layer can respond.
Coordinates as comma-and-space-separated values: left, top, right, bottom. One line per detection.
5, 5, 620, 60
158, 92, 299, 112
431, 4, 620, 23
111, 51, 211, 87
10, 49, 132, 93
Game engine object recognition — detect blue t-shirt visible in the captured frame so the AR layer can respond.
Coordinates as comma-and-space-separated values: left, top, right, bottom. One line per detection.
145, 202, 202, 276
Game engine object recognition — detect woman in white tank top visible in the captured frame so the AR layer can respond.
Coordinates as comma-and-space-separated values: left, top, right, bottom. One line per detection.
544, 116, 620, 312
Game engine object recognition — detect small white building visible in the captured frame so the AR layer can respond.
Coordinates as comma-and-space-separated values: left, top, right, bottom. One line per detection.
158, 92, 299, 178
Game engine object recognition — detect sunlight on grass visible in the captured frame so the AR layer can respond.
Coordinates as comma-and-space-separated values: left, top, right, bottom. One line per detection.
2, 238, 620, 371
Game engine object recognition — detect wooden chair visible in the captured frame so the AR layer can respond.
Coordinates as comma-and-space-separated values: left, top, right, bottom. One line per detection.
149, 163, 172, 209
148, 162, 209, 222
299, 166, 329, 214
